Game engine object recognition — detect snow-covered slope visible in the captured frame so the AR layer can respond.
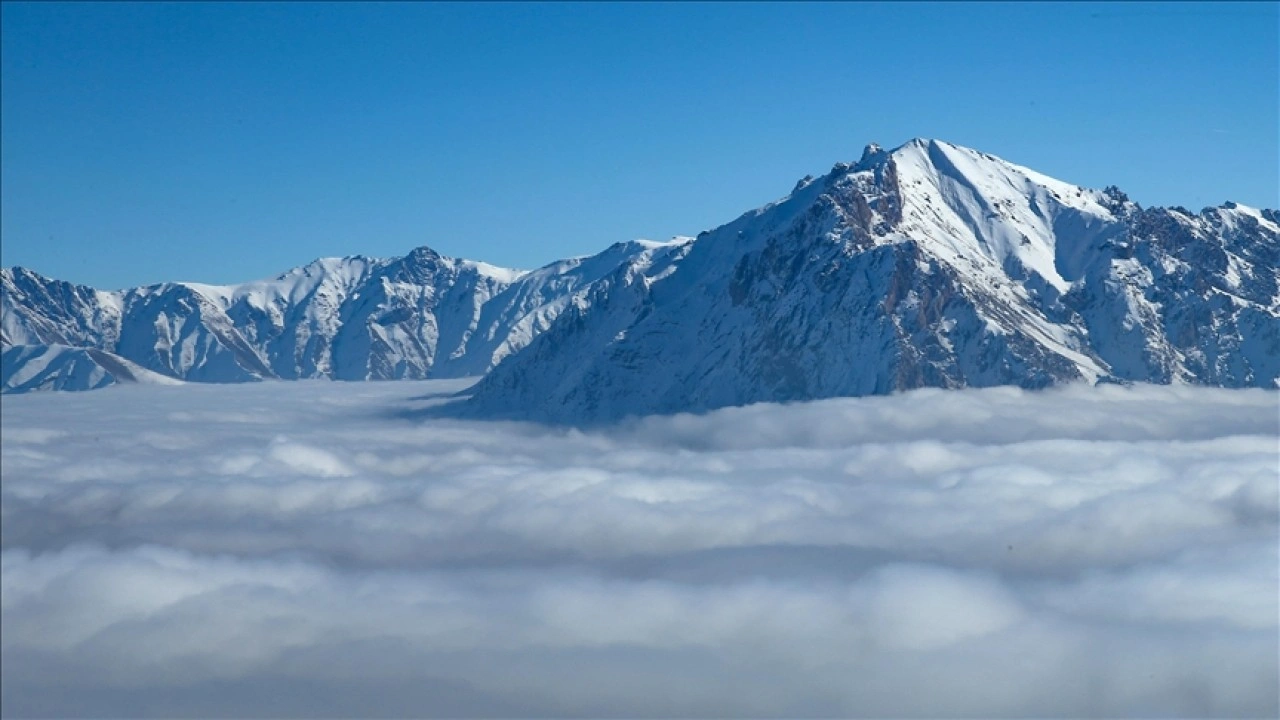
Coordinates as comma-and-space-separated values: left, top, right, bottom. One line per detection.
2, 241, 680, 392
1, 344, 183, 393
464, 139, 1279, 423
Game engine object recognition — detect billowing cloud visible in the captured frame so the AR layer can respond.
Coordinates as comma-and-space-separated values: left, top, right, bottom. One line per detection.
2, 380, 1277, 717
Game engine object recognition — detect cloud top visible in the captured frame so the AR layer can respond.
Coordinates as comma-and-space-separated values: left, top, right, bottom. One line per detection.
2, 380, 1277, 717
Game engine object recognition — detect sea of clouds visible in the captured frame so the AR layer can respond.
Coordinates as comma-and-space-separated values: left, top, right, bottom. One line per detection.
2, 379, 1277, 718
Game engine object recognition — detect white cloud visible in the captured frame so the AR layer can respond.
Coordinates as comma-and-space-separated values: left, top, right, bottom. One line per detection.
1, 380, 1277, 717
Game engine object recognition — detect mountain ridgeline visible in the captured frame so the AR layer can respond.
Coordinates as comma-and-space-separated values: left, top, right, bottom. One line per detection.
4, 139, 1277, 421
2, 240, 687, 392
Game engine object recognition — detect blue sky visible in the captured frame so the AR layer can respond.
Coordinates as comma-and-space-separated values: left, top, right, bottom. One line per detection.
2, 2, 1276, 289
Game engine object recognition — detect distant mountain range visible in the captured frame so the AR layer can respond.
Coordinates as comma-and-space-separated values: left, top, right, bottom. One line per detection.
5, 139, 1277, 422
2, 238, 684, 392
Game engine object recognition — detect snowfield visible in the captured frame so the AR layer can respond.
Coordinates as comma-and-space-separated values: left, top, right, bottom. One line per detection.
2, 380, 1277, 717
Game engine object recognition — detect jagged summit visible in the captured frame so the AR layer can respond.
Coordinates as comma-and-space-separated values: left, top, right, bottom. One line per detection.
856, 141, 887, 169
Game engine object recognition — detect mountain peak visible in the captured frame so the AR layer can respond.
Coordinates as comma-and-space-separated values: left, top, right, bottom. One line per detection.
852, 138, 961, 174
854, 142, 889, 172
459, 137, 1280, 422
406, 244, 445, 261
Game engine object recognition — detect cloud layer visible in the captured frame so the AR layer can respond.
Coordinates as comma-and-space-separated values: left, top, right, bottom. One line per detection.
2, 380, 1277, 717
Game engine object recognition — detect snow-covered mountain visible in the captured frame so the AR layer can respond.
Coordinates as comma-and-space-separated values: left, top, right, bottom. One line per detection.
463, 139, 1279, 422
2, 240, 687, 391
6, 138, 1277, 414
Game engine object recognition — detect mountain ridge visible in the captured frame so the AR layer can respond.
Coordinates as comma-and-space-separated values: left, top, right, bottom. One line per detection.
4, 138, 1277, 413
2, 238, 688, 389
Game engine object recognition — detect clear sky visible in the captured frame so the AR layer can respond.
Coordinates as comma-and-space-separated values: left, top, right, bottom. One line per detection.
2, 1, 1276, 289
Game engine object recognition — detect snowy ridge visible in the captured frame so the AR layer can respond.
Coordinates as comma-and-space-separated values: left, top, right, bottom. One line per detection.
2, 240, 682, 392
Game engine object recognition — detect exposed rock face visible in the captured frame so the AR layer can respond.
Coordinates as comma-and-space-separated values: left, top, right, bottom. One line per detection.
462, 139, 1279, 423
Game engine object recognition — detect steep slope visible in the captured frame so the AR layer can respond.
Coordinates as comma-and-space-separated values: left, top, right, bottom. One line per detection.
464, 139, 1279, 423
1, 344, 183, 393
1, 241, 679, 391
